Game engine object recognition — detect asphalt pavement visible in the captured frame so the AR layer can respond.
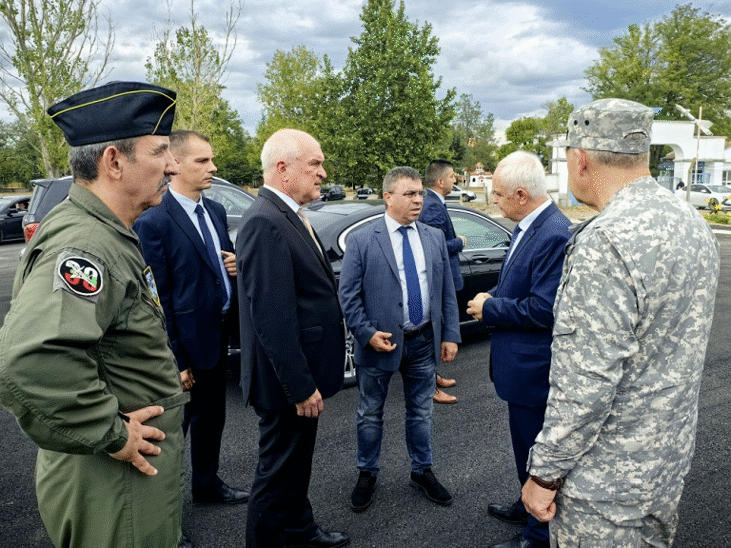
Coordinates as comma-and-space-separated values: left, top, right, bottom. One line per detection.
0, 234, 730, 548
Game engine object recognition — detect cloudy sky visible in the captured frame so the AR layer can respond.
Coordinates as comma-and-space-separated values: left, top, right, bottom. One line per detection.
3, 0, 731, 135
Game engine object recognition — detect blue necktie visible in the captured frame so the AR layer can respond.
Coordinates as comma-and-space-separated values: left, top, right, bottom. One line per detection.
398, 225, 423, 326
195, 204, 226, 296
505, 225, 522, 263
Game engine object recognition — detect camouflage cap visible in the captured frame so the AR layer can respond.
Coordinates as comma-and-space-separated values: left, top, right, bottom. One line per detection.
559, 98, 654, 154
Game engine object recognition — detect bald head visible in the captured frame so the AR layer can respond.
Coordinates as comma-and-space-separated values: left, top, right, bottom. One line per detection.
261, 129, 326, 206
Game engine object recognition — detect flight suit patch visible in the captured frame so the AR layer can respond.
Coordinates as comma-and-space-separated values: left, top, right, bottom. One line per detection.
144, 266, 161, 307
54, 253, 104, 302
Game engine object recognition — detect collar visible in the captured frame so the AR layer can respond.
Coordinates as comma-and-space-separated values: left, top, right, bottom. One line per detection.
168, 187, 202, 215
263, 184, 301, 215
517, 198, 552, 232
428, 188, 446, 205
384, 212, 417, 234
68, 183, 135, 238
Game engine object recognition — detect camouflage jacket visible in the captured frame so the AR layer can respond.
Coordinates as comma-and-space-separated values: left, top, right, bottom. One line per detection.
528, 176, 719, 512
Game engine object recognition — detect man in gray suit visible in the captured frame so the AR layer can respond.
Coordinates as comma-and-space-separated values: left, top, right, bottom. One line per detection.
339, 166, 461, 513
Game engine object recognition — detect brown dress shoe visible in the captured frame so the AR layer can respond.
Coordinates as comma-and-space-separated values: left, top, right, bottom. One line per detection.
436, 374, 456, 388
433, 387, 457, 404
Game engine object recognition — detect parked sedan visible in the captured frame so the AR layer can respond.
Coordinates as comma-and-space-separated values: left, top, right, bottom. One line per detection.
0, 195, 31, 242
675, 184, 731, 210
320, 184, 346, 201
304, 199, 511, 385
445, 184, 477, 202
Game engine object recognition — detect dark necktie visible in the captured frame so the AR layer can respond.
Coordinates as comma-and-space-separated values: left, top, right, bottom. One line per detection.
505, 225, 522, 263
398, 225, 423, 326
194, 204, 225, 288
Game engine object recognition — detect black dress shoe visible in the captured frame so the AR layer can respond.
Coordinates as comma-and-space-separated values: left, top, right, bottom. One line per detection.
488, 534, 549, 548
192, 482, 250, 504
283, 528, 350, 548
487, 502, 528, 524
178, 531, 194, 548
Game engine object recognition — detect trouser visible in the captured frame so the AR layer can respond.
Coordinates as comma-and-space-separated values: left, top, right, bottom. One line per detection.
183, 339, 228, 492
508, 402, 549, 545
246, 407, 319, 548
551, 494, 679, 548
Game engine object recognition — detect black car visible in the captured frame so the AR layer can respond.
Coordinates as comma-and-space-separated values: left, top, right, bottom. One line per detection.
0, 194, 32, 242
304, 199, 511, 385
320, 184, 346, 201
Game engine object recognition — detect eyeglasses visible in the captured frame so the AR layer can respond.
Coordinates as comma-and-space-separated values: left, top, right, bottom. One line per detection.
389, 190, 427, 198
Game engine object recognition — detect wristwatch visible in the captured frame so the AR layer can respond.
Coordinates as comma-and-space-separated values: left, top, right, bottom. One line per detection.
530, 475, 564, 491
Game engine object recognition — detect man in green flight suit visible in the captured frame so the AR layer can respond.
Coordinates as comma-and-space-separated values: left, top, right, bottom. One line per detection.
0, 82, 188, 548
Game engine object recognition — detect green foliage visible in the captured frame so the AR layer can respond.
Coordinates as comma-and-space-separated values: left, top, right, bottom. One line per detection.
585, 4, 731, 137
0, 121, 43, 186
146, 1, 258, 186
703, 212, 730, 224
451, 94, 497, 172
0, 0, 114, 177
334, 0, 456, 188
496, 98, 575, 166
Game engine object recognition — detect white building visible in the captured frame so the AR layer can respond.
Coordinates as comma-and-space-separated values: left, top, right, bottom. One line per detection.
548, 120, 730, 206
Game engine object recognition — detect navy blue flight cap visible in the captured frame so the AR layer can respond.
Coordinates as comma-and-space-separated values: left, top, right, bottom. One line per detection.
48, 82, 177, 147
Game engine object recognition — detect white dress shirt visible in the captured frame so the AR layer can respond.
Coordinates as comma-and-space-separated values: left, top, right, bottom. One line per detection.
384, 213, 430, 329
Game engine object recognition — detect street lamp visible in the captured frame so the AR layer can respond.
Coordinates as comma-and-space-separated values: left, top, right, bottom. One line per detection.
675, 104, 713, 202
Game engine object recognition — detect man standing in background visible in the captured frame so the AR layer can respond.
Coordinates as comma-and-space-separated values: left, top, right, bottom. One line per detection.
419, 159, 464, 404
134, 130, 249, 546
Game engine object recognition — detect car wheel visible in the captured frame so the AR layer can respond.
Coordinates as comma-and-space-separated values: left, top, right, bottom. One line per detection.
343, 326, 357, 388
707, 198, 719, 210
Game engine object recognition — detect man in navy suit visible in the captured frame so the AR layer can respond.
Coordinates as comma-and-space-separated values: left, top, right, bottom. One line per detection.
133, 131, 249, 536
419, 159, 466, 404
339, 167, 461, 513
237, 129, 349, 548
467, 151, 571, 548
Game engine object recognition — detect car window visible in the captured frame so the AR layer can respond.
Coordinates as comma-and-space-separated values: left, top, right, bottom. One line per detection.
449, 210, 510, 250
337, 214, 381, 252
203, 186, 253, 216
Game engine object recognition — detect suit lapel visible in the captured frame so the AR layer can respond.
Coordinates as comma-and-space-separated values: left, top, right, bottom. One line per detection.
496, 202, 559, 291
165, 192, 218, 275
259, 188, 336, 283
416, 222, 435, 293
374, 218, 400, 283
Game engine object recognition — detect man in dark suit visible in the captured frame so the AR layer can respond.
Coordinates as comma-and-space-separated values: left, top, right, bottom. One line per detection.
339, 166, 461, 513
134, 131, 249, 545
419, 158, 465, 404
467, 150, 571, 548
237, 129, 349, 548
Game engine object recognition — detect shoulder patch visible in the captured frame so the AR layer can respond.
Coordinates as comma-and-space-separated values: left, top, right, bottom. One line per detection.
55, 254, 104, 299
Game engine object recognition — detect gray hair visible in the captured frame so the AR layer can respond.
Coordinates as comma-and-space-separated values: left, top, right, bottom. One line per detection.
260, 128, 311, 173
494, 150, 547, 200
583, 133, 650, 169
68, 137, 139, 182
383, 166, 422, 193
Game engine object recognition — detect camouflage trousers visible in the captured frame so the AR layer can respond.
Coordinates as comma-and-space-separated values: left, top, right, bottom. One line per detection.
550, 493, 679, 548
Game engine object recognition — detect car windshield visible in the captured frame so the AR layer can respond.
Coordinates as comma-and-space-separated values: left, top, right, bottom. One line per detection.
707, 186, 731, 194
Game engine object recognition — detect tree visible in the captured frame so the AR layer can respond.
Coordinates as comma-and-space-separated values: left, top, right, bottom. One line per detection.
0, 121, 42, 186
451, 93, 497, 172
335, 0, 456, 189
146, 0, 258, 185
542, 97, 575, 137
585, 4, 731, 137
254, 46, 342, 179
0, 0, 114, 178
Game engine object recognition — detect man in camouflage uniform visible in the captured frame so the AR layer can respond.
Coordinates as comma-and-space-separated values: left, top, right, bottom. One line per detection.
0, 82, 187, 548
522, 99, 720, 548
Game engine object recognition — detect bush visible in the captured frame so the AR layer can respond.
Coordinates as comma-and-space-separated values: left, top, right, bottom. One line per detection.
703, 212, 731, 224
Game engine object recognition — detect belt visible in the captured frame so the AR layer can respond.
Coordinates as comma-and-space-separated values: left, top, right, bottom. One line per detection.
403, 321, 432, 340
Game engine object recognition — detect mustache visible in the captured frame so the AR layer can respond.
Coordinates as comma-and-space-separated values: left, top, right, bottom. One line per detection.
156, 174, 172, 192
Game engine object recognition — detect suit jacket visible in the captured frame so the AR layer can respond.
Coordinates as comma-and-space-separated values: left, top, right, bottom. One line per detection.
339, 217, 461, 372
419, 189, 464, 291
481, 201, 570, 406
133, 191, 237, 372
236, 188, 345, 409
